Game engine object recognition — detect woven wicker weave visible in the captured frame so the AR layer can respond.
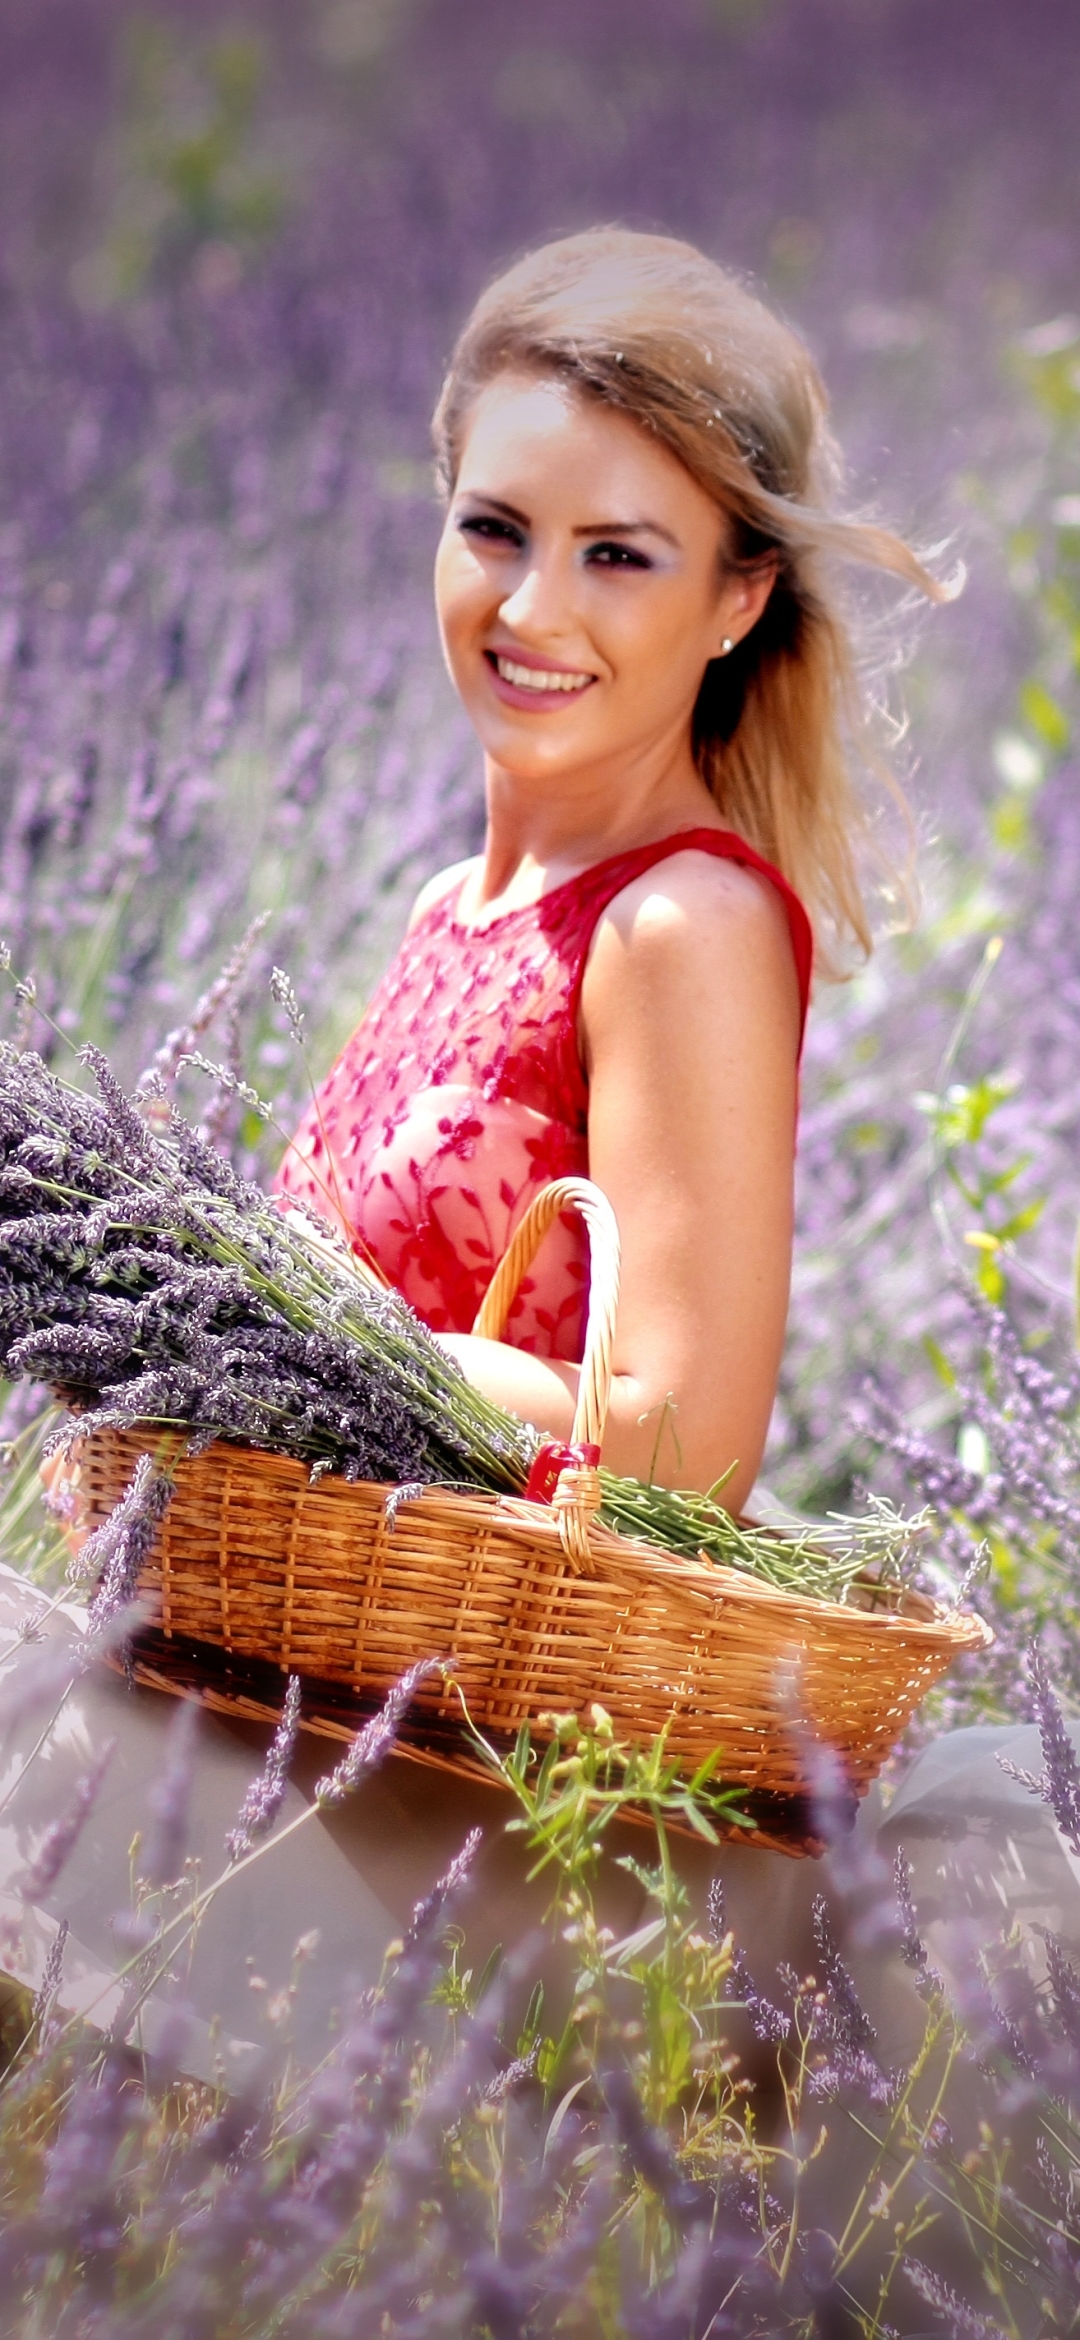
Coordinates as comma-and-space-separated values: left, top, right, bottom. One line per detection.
77, 1177, 990, 1836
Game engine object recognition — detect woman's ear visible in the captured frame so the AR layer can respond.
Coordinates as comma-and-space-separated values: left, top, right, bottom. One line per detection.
713, 552, 779, 656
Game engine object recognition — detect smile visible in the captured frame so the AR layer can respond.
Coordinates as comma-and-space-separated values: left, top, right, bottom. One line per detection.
492, 655, 594, 695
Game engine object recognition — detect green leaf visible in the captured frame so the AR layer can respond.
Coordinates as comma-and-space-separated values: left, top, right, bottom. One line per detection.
1019, 677, 1071, 753
517, 1981, 545, 2056
989, 794, 1032, 855
996, 1198, 1046, 1241
923, 1336, 957, 1389
974, 1252, 1006, 1304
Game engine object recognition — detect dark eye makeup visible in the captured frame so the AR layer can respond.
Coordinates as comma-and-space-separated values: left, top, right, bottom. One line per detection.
457, 513, 654, 569
457, 513, 524, 547
585, 541, 653, 569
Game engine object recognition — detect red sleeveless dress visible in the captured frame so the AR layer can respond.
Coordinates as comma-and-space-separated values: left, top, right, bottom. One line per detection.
275, 828, 812, 1363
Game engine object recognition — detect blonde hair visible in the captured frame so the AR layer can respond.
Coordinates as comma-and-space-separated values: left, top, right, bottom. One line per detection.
432, 227, 956, 976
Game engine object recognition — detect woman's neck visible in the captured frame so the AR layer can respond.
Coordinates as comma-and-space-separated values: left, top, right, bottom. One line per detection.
473, 746, 724, 911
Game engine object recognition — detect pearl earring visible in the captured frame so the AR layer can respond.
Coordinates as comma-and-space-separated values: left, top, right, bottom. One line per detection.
720, 637, 735, 655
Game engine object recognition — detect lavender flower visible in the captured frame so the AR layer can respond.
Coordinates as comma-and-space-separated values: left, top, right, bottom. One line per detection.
805, 1894, 899, 2107
20, 1739, 115, 1904
31, 1917, 68, 2029
601, 2062, 708, 2226
997, 1644, 1080, 1855
136, 911, 271, 1095
269, 965, 306, 1050
707, 1875, 789, 2045
810, 1894, 877, 2055
142, 1696, 200, 1889
893, 1848, 944, 1996
313, 1658, 443, 1806
36, 2046, 140, 2268
1042, 1930, 1080, 2062
480, 2043, 540, 2104
78, 1042, 159, 1169
226, 1675, 302, 1862
403, 1822, 483, 1948
904, 2260, 1010, 2340
175, 1048, 273, 1120
82, 1456, 175, 1630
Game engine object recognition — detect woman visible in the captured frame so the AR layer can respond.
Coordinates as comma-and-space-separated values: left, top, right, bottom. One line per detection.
276, 227, 944, 1513
7, 230, 951, 2072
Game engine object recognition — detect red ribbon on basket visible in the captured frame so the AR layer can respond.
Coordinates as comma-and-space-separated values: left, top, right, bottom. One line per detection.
524, 1440, 602, 1504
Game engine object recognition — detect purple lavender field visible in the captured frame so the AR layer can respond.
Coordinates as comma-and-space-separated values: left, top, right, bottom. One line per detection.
1, 1, 1079, 2329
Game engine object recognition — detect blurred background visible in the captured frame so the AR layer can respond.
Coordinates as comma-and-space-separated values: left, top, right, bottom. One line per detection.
1, 0, 1078, 1532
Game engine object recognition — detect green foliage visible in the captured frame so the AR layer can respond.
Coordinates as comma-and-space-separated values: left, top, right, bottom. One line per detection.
986, 322, 1080, 864
80, 19, 285, 302
0, 1403, 67, 1589
474, 1703, 751, 2098
916, 991, 1045, 1306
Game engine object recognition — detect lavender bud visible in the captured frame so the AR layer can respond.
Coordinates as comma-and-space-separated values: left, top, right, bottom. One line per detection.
811, 1892, 877, 2052
175, 1049, 272, 1119
480, 2043, 540, 2103
32, 1917, 69, 2028
1043, 1929, 1080, 2060
137, 912, 270, 1093
20, 1739, 116, 1903
314, 1658, 443, 1807
403, 1824, 482, 1949
83, 1456, 174, 1628
893, 1848, 943, 1994
1019, 1643, 1080, 1855
226, 1675, 302, 1863
270, 964, 306, 1048
903, 2259, 1009, 2340
78, 1041, 159, 1167
143, 1696, 200, 1888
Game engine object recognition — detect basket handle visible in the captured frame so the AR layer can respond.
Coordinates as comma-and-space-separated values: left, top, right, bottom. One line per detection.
472, 1177, 620, 1570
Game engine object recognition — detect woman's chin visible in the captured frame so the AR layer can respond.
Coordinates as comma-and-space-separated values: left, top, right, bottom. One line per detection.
470, 713, 608, 784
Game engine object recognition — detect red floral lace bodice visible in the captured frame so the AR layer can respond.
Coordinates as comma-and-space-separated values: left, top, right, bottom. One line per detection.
275, 828, 812, 1362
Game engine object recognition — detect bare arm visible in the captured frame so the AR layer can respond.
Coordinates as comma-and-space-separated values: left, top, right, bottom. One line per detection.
439, 853, 800, 1509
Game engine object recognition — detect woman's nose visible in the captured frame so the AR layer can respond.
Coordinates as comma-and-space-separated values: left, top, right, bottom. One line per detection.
497, 553, 575, 642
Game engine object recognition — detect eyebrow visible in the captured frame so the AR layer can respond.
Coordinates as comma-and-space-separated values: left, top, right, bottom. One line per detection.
457, 494, 680, 549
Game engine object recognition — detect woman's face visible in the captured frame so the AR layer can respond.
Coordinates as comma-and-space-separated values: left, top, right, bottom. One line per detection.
434, 372, 769, 792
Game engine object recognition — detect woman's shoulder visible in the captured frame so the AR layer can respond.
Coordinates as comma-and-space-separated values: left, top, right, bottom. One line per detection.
405, 856, 480, 933
594, 842, 796, 959
581, 844, 803, 1053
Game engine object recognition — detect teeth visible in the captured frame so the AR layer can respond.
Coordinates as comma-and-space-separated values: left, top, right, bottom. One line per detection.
495, 656, 591, 693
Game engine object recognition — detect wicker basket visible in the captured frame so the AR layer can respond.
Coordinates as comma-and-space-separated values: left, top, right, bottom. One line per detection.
78, 1178, 990, 1849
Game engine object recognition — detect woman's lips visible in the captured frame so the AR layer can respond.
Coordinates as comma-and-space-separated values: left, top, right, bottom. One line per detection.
483, 648, 596, 712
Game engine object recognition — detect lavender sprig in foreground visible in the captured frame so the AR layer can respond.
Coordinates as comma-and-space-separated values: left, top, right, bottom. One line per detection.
998, 1643, 1080, 1856
226, 1674, 302, 1862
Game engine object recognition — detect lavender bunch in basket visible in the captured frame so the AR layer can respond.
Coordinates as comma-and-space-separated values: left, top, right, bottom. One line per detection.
0, 1035, 926, 1597
0, 1039, 535, 1493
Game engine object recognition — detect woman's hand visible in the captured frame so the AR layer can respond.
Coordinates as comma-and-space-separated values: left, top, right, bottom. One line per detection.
439, 848, 799, 1509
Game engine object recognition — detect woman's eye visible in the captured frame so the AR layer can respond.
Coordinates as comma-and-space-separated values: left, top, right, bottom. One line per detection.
585, 541, 652, 569
458, 515, 524, 548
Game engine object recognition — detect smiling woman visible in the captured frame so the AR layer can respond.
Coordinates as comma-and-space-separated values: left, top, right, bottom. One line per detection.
436, 375, 775, 815
276, 228, 950, 1508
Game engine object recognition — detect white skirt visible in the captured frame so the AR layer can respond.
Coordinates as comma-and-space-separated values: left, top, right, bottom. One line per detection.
0, 1561, 842, 2087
